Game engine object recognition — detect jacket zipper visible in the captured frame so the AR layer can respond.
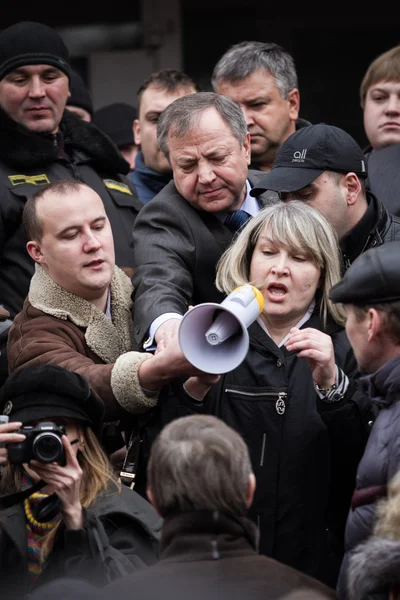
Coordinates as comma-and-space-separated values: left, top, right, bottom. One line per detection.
260, 433, 267, 467
224, 390, 287, 416
224, 389, 287, 398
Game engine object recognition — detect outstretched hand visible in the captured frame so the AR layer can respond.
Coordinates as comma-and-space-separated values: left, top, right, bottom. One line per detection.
154, 319, 182, 353
29, 435, 83, 529
285, 327, 336, 389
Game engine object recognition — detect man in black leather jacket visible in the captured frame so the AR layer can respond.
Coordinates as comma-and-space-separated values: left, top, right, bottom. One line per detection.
250, 123, 400, 272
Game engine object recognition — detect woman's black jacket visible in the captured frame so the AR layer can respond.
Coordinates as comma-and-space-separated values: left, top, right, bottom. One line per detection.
138, 313, 374, 588
0, 484, 162, 598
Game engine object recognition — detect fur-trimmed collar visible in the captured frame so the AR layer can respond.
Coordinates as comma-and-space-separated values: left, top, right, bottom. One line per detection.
0, 107, 129, 173
28, 264, 134, 363
348, 536, 400, 599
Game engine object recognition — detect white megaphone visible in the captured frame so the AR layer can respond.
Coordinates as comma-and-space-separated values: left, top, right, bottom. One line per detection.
178, 284, 264, 374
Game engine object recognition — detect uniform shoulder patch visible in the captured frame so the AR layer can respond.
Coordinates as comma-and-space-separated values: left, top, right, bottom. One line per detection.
8, 174, 50, 186
104, 179, 132, 195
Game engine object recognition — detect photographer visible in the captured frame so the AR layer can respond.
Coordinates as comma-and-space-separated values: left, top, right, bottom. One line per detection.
0, 365, 161, 598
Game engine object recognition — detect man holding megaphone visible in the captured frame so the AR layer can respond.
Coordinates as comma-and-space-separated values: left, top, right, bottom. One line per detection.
131, 92, 274, 354
180, 201, 373, 590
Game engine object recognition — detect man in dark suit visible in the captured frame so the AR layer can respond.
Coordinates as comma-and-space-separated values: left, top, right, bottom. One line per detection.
131, 92, 273, 350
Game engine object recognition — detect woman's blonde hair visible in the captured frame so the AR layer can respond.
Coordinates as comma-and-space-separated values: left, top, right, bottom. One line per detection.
216, 200, 346, 326
0, 425, 120, 562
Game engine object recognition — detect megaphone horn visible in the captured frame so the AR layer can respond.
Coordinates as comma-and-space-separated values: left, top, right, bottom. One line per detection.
178, 284, 264, 374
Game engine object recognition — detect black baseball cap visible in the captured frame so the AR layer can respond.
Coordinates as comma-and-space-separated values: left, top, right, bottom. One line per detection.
330, 242, 400, 305
250, 123, 368, 196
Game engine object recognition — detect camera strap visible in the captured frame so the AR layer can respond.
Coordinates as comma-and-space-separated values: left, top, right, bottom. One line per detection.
119, 427, 140, 489
0, 479, 47, 509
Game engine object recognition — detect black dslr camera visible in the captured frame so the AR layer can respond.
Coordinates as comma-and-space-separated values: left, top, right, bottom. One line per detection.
7, 421, 66, 465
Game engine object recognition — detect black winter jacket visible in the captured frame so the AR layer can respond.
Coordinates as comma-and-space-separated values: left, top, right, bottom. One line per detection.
337, 354, 400, 599
135, 313, 373, 588
0, 484, 162, 598
101, 510, 336, 600
340, 192, 400, 271
206, 315, 373, 587
0, 108, 142, 317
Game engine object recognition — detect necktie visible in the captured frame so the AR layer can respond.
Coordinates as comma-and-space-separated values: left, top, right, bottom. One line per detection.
224, 210, 252, 233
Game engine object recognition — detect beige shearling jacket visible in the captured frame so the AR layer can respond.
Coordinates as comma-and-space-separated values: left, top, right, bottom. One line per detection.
7, 264, 158, 420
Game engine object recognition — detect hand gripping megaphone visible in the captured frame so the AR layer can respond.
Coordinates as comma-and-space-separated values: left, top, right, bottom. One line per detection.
178, 284, 264, 374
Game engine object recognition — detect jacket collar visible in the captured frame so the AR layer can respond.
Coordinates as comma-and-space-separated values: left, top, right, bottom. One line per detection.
0, 106, 129, 174
341, 192, 390, 268
0, 502, 28, 565
249, 308, 340, 355
28, 264, 134, 363
159, 510, 259, 562
361, 353, 400, 408
133, 150, 172, 190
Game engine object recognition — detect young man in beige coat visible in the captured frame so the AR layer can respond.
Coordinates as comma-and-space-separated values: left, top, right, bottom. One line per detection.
7, 180, 213, 430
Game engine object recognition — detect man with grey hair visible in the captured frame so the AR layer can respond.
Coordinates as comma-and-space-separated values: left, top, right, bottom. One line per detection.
212, 41, 309, 172
131, 92, 272, 351
101, 414, 336, 600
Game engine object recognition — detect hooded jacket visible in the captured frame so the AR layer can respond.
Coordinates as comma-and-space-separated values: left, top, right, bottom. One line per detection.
0, 107, 142, 317
337, 354, 400, 599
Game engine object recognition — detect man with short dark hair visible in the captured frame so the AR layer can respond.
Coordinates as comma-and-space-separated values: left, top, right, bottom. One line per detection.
212, 41, 308, 172
101, 414, 336, 600
250, 123, 400, 270
329, 241, 400, 599
0, 21, 142, 318
130, 69, 198, 203
131, 92, 272, 351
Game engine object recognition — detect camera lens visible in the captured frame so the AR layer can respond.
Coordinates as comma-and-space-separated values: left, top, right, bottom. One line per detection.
32, 432, 64, 463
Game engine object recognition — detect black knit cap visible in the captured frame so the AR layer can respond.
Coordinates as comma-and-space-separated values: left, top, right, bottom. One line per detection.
66, 69, 93, 117
92, 103, 137, 148
0, 21, 71, 81
0, 365, 104, 428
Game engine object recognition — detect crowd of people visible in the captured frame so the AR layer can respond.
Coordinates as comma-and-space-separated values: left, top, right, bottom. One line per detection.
0, 17, 400, 600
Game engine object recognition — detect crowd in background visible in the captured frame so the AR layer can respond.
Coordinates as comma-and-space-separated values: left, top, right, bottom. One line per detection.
0, 19, 400, 600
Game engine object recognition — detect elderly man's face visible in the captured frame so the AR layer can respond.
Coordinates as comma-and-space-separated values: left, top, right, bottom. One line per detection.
0, 65, 70, 134
167, 107, 251, 213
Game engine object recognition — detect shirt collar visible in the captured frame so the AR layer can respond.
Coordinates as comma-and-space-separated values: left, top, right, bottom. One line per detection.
216, 179, 259, 222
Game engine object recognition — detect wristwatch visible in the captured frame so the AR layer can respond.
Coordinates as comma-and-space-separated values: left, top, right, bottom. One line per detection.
315, 382, 337, 395
315, 382, 344, 403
